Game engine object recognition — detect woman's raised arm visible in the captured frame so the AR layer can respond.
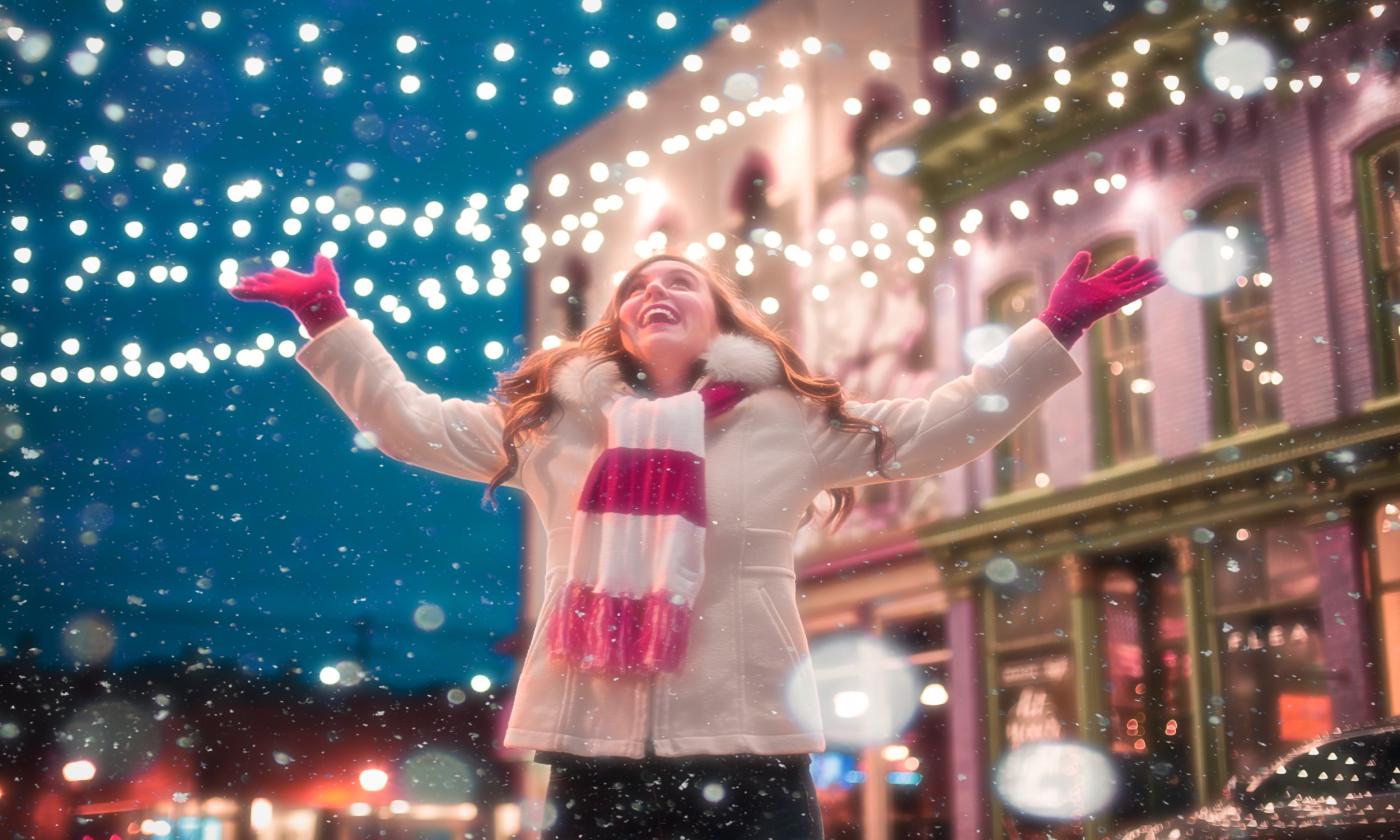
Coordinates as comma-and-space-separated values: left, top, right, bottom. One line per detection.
802, 251, 1164, 490
230, 255, 520, 488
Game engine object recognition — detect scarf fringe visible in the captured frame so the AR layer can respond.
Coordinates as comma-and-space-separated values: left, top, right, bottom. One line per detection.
545, 579, 694, 675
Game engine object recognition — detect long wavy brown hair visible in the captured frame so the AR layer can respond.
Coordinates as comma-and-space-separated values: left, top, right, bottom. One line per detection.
482, 253, 892, 533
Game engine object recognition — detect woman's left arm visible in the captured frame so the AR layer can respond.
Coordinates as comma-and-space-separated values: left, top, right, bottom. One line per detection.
802, 251, 1165, 489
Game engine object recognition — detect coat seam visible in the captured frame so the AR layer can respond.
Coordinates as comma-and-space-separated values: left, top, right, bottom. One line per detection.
793, 392, 825, 488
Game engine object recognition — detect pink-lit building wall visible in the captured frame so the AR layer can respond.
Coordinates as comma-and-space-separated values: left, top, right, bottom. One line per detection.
936, 19, 1400, 516
515, 3, 1400, 838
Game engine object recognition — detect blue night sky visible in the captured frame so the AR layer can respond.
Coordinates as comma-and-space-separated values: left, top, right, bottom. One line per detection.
3, 0, 766, 690
2, 0, 1135, 690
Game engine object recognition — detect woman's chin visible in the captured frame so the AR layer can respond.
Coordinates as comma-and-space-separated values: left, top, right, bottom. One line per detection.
638, 328, 688, 346
634, 330, 700, 361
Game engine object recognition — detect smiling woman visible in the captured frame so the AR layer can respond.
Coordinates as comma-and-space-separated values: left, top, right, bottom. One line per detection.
232, 244, 1162, 839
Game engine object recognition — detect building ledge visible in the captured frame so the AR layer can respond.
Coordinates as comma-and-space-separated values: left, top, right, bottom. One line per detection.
1361, 391, 1400, 412
1083, 454, 1163, 484
980, 483, 1054, 511
1197, 421, 1291, 454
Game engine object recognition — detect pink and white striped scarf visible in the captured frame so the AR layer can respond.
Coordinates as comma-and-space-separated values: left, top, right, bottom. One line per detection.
544, 334, 782, 676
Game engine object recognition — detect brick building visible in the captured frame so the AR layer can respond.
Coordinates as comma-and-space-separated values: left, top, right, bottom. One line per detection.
509, 2, 1400, 838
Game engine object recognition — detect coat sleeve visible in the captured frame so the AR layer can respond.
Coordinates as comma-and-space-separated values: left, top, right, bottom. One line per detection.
801, 317, 1082, 490
294, 314, 523, 488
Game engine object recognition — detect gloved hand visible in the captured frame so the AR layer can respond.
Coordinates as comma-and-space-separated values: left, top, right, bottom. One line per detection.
1036, 251, 1167, 349
229, 253, 349, 338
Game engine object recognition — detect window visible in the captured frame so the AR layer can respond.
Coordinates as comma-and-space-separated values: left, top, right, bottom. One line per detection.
987, 276, 1047, 495
1198, 188, 1282, 436
1378, 30, 1400, 78
1181, 123, 1200, 165
1375, 498, 1400, 717
848, 79, 905, 175
1244, 101, 1263, 142
559, 256, 591, 337
1355, 129, 1400, 395
991, 563, 1076, 838
1150, 136, 1169, 175
729, 149, 775, 240
882, 614, 949, 838
994, 562, 1070, 645
1211, 109, 1231, 155
1214, 526, 1329, 777
1087, 238, 1154, 467
1096, 554, 1195, 820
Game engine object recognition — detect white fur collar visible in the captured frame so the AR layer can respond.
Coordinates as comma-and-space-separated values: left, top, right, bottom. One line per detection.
552, 332, 783, 409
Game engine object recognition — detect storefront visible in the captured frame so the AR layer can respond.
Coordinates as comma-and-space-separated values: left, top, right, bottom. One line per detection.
881, 611, 950, 840
1213, 524, 1332, 776
1376, 496, 1400, 719
984, 558, 1082, 840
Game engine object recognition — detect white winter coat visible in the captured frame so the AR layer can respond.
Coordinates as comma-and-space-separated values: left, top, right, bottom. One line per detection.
294, 314, 1082, 758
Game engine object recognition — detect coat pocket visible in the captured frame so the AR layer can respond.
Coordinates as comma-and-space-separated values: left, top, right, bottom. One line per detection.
756, 584, 801, 667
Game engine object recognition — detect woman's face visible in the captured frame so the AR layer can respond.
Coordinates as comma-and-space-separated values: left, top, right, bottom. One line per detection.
616, 259, 720, 375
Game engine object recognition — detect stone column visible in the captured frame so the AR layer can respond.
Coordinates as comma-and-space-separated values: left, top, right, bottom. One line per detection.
1064, 553, 1108, 840
859, 603, 890, 840
1310, 515, 1382, 727
1169, 533, 1228, 803
947, 584, 986, 840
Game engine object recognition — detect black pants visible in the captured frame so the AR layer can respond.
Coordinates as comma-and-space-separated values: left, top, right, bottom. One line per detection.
539, 752, 825, 839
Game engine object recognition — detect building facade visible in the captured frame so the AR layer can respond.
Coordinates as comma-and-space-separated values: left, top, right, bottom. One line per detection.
511, 2, 1400, 839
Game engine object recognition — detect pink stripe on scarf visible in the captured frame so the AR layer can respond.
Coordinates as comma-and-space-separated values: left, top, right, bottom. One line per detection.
545, 581, 695, 674
577, 448, 707, 525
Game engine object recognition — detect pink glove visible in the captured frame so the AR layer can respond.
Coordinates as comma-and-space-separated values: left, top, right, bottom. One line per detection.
1036, 251, 1167, 349
229, 253, 349, 338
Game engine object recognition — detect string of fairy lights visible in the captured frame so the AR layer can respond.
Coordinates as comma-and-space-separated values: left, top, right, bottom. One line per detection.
0, 2, 1389, 389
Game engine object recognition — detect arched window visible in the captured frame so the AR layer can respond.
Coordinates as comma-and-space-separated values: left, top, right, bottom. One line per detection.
1198, 187, 1282, 435
1211, 109, 1231, 155
1180, 123, 1201, 165
1355, 127, 1400, 395
1244, 101, 1264, 143
1087, 237, 1153, 466
848, 79, 905, 174
729, 149, 775, 238
560, 255, 591, 337
1150, 135, 1170, 175
987, 275, 1047, 495
1377, 30, 1400, 78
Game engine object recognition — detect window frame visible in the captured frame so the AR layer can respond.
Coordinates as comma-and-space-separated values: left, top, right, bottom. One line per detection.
1196, 187, 1282, 437
1352, 128, 1400, 397
1086, 236, 1154, 468
986, 274, 1047, 496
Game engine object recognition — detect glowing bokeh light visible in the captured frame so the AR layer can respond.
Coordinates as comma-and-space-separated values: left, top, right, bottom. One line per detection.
792, 633, 921, 750
1202, 35, 1275, 96
995, 741, 1119, 820
962, 323, 1013, 365
1161, 228, 1248, 297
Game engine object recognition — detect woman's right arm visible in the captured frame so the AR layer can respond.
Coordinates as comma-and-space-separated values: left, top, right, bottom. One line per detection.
231, 255, 522, 488
293, 314, 521, 487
